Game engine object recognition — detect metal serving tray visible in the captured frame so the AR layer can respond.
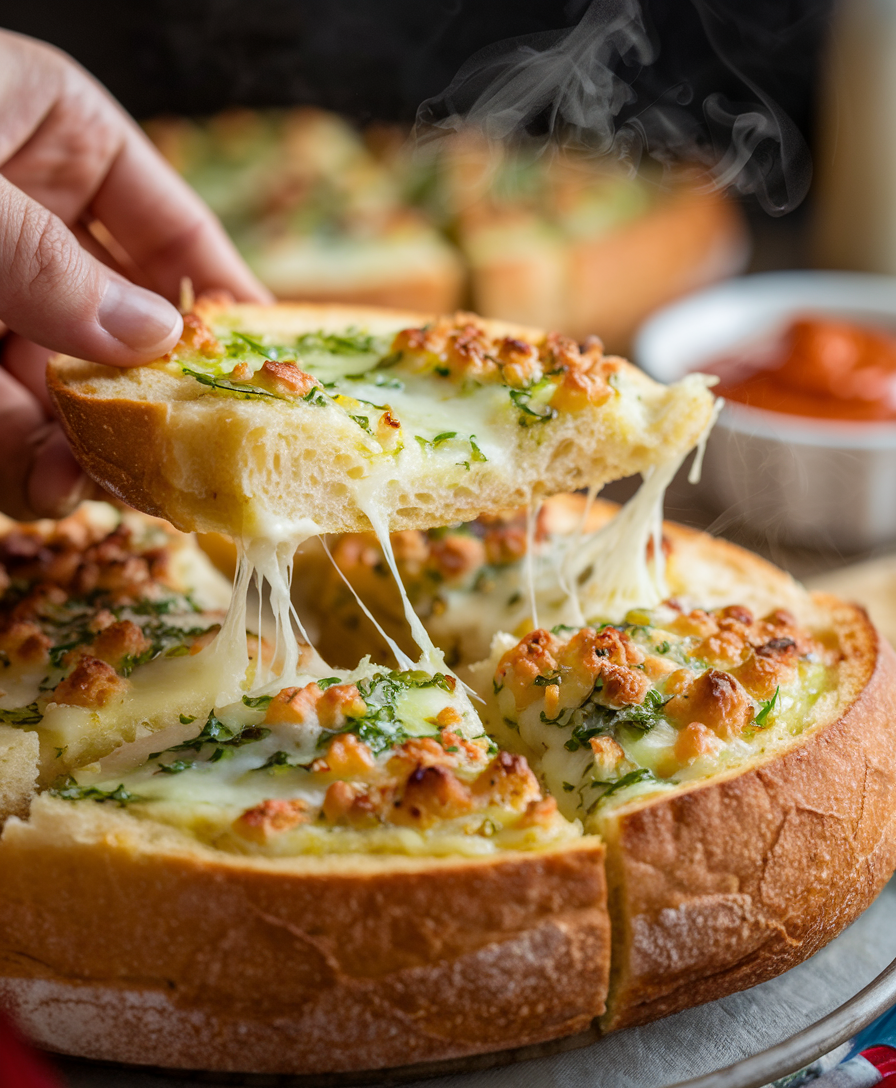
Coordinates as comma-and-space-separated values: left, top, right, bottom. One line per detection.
52, 877, 896, 1088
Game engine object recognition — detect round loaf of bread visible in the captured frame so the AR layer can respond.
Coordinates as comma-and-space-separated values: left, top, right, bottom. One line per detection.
0, 524, 894, 1075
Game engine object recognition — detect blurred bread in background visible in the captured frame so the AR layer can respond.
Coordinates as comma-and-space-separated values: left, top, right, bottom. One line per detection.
392, 132, 749, 350
147, 108, 748, 353
146, 108, 465, 313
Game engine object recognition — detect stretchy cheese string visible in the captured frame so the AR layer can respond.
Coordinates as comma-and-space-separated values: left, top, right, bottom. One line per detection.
319, 537, 416, 671
556, 481, 599, 627
688, 397, 724, 486
570, 449, 688, 621
355, 492, 445, 671
212, 523, 322, 703
210, 392, 722, 703
525, 497, 542, 631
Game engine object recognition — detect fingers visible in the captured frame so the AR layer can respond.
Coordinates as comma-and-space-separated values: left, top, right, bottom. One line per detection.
0, 52, 120, 229
0, 175, 183, 365
90, 131, 272, 304
0, 367, 88, 520
2, 336, 54, 413
0, 34, 270, 306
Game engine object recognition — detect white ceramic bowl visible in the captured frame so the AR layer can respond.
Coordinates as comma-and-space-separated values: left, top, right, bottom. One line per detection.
635, 271, 896, 551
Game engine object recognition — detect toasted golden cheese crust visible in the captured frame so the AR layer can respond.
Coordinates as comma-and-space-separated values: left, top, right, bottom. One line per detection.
55, 665, 576, 859
486, 604, 837, 822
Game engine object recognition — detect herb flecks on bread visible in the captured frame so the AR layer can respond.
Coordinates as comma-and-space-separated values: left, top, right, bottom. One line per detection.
485, 605, 838, 823
57, 664, 573, 858
0, 504, 235, 788
171, 310, 621, 432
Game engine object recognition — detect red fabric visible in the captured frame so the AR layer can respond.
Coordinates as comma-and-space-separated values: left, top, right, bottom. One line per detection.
863, 1044, 896, 1087
0, 1014, 62, 1088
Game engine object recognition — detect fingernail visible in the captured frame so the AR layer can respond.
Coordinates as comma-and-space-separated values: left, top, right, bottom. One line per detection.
98, 279, 183, 356
28, 425, 92, 518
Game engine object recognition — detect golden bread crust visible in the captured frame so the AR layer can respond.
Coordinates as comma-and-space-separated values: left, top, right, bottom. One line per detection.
0, 809, 608, 1073
601, 595, 896, 1030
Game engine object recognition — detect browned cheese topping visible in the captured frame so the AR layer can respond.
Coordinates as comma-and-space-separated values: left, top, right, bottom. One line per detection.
391, 315, 620, 409
493, 602, 838, 799
0, 508, 223, 712
230, 677, 555, 844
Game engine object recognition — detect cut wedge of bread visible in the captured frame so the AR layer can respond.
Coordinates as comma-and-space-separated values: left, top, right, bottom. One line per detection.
0, 502, 235, 814
599, 594, 896, 1030
472, 561, 896, 1032
0, 504, 609, 1074
47, 301, 714, 538
297, 498, 896, 1031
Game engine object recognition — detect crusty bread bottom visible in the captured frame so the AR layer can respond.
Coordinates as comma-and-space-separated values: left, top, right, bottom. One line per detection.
0, 810, 608, 1075
3, 981, 606, 1085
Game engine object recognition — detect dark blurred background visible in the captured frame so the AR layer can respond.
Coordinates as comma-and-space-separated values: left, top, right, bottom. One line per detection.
0, 0, 832, 189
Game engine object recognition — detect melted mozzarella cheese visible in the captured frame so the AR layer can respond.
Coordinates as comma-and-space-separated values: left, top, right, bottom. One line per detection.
213, 519, 325, 704
566, 452, 685, 622
355, 493, 442, 671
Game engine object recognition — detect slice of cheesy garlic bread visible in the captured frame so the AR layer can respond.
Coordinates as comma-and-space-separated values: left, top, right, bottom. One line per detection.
0, 506, 609, 1074
474, 585, 896, 1031
47, 300, 714, 539
0, 502, 232, 818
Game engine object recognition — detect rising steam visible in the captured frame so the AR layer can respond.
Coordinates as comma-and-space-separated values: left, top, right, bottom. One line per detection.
416, 0, 811, 215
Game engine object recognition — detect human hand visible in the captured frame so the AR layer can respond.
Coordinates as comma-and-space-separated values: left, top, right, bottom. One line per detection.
0, 30, 271, 520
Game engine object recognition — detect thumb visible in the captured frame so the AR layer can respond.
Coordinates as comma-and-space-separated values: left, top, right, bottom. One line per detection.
0, 176, 183, 366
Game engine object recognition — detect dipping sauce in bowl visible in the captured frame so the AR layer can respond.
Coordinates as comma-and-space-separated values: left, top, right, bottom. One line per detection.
702, 316, 896, 422
635, 271, 896, 550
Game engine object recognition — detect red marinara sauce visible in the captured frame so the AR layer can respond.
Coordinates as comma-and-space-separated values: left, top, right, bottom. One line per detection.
701, 316, 896, 421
